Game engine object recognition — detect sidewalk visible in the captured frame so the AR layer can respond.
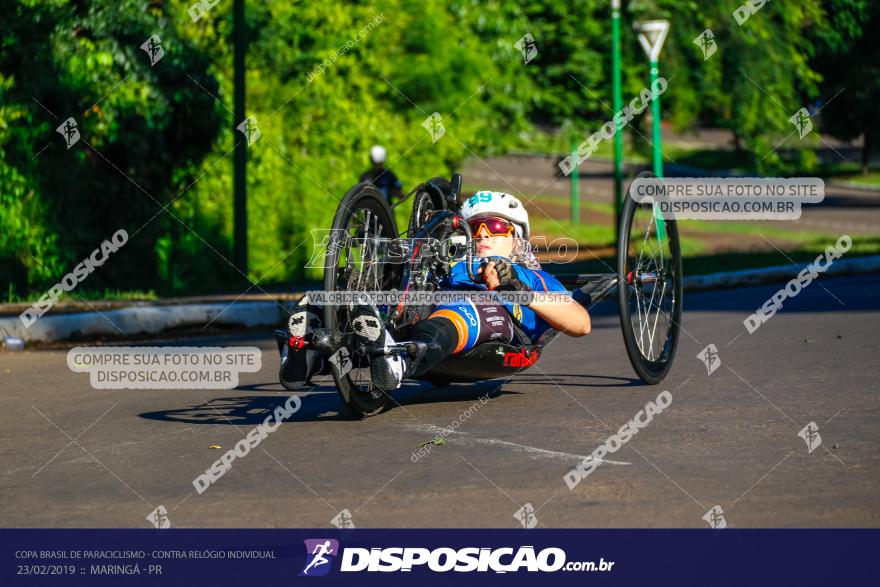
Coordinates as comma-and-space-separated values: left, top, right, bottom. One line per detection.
0, 291, 308, 317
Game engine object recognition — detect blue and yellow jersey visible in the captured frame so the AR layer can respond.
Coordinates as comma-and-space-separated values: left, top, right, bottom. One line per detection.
441, 258, 569, 341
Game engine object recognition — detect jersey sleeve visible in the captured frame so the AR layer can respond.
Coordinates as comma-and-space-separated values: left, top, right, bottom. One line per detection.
444, 259, 569, 293
443, 259, 487, 288
513, 265, 568, 293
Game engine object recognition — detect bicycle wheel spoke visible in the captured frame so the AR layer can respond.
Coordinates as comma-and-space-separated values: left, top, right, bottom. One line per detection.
647, 280, 667, 359
634, 283, 647, 354
619, 193, 681, 384
628, 205, 674, 362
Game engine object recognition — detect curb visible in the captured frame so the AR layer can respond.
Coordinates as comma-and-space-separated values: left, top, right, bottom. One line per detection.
682, 254, 880, 291
0, 301, 297, 345
3, 256, 879, 345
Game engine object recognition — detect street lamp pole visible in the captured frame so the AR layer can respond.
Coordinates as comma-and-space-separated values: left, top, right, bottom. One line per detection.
571, 140, 580, 224
233, 0, 247, 274
611, 0, 623, 239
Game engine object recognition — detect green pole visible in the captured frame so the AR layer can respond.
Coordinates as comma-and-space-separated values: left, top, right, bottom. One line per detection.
233, 0, 248, 274
649, 60, 663, 178
612, 0, 623, 240
571, 140, 580, 225
649, 58, 667, 241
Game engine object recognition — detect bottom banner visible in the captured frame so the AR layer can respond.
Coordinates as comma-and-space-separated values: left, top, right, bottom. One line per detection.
2, 529, 875, 585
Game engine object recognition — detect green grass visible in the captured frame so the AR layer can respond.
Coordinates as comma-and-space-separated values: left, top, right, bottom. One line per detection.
831, 171, 880, 187
524, 192, 845, 249
530, 215, 709, 259
675, 219, 831, 245
512, 128, 877, 179
508, 129, 651, 163
682, 236, 880, 275
667, 147, 879, 181
666, 147, 752, 173
510, 191, 880, 278
530, 216, 615, 246
78, 289, 158, 302
545, 236, 880, 278
3, 288, 158, 305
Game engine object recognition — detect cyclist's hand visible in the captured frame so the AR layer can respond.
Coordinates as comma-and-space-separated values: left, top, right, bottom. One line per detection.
480, 258, 534, 305
477, 261, 501, 290
480, 257, 525, 291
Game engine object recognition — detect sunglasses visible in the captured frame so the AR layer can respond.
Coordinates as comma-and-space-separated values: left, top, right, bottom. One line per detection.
468, 216, 515, 238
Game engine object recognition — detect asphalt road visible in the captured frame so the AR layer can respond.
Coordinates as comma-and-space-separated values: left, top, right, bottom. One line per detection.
1, 274, 878, 528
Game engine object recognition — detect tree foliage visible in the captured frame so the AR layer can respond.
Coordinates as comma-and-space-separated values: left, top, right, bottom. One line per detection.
808, 0, 879, 173
0, 0, 872, 297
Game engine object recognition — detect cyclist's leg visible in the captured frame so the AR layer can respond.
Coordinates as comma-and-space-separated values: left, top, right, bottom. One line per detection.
279, 295, 324, 384
408, 298, 515, 377
407, 318, 457, 377
350, 294, 515, 391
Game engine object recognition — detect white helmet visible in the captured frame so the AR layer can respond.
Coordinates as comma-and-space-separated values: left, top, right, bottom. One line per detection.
461, 191, 530, 240
369, 145, 386, 164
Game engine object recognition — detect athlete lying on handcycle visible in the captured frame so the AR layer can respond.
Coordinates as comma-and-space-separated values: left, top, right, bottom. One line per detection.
281, 190, 591, 392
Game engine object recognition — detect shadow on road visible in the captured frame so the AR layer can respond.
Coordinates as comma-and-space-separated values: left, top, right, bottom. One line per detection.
139, 393, 348, 425
138, 380, 524, 424
506, 372, 641, 388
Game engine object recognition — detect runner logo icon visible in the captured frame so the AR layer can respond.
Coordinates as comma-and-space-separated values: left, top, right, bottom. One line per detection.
300, 539, 339, 577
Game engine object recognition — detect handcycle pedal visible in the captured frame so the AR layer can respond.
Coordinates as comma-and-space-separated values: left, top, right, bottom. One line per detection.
275, 328, 324, 351
274, 329, 312, 350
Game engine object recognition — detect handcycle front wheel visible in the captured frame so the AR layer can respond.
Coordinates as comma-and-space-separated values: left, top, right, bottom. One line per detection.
617, 187, 683, 384
323, 183, 400, 418
406, 177, 450, 236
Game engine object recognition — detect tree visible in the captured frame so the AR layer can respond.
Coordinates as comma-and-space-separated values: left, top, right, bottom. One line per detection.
809, 0, 879, 174
1, 0, 223, 296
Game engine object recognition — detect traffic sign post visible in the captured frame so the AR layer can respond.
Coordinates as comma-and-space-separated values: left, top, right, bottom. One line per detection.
634, 19, 670, 241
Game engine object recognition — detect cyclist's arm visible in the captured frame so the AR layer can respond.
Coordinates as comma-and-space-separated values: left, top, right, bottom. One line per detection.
481, 262, 591, 336
528, 295, 591, 336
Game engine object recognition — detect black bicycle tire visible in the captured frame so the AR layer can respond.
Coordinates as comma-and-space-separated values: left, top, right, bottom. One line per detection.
323, 183, 399, 417
617, 195, 683, 384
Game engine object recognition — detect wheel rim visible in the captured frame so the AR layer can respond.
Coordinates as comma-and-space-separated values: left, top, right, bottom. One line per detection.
623, 203, 679, 366
331, 199, 395, 400
409, 190, 437, 235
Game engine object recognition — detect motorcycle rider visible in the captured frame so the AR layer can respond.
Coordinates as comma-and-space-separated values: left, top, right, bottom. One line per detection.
359, 145, 402, 204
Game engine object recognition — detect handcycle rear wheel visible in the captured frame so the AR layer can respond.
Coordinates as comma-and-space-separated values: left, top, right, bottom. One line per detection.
617, 186, 683, 384
323, 183, 400, 417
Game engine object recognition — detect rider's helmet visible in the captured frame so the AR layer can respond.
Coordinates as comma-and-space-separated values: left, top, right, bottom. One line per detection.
370, 145, 386, 165
461, 191, 530, 240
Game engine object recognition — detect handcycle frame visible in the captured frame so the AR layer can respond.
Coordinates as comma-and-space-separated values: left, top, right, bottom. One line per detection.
282, 172, 682, 417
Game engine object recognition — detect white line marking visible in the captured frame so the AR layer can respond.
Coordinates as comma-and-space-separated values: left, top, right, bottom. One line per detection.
402, 422, 631, 466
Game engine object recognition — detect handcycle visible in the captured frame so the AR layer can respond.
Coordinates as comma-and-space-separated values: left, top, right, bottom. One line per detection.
277, 173, 682, 418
